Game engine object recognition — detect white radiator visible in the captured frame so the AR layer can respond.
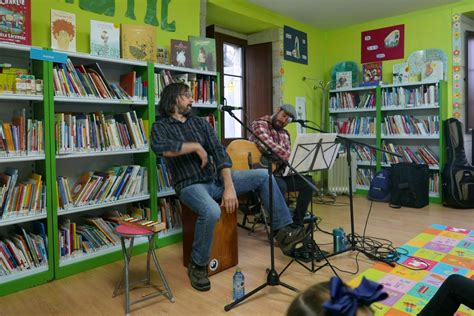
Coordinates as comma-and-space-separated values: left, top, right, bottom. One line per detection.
327, 153, 357, 194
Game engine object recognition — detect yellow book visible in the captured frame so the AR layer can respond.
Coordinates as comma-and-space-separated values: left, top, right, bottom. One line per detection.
121, 24, 157, 62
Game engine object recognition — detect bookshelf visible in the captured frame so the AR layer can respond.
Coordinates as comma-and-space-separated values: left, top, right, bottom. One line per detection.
0, 42, 221, 295
328, 80, 447, 202
328, 85, 379, 192
0, 43, 54, 295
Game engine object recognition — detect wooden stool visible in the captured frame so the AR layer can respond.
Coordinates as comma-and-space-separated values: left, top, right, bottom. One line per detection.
113, 224, 175, 315
182, 204, 238, 276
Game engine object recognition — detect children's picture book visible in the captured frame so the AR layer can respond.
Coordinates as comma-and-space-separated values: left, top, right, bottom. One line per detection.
51, 9, 76, 52
421, 60, 443, 82
335, 71, 352, 89
121, 24, 157, 62
0, 0, 31, 45
90, 20, 120, 59
392, 62, 410, 84
170, 39, 192, 68
188, 36, 216, 71
361, 62, 382, 86
157, 46, 169, 65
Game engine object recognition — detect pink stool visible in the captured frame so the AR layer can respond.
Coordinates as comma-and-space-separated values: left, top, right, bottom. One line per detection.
112, 224, 175, 314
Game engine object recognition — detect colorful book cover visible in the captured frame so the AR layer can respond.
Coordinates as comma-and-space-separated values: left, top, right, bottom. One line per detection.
51, 9, 76, 52
393, 62, 409, 84
361, 62, 382, 86
188, 36, 216, 71
121, 24, 157, 62
335, 71, 352, 89
421, 60, 443, 82
0, 0, 31, 45
170, 39, 192, 68
156, 45, 169, 65
90, 20, 120, 59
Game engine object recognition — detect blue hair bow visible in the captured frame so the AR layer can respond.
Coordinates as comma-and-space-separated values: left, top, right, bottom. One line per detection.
322, 277, 388, 316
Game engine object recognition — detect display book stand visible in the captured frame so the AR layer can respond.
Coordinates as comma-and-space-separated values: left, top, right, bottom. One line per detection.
293, 121, 402, 273
223, 109, 339, 312
278, 133, 341, 273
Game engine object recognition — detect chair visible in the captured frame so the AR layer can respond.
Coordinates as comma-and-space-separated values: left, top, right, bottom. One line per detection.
226, 139, 271, 239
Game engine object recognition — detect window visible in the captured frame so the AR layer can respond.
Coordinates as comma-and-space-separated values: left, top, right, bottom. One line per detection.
223, 43, 244, 138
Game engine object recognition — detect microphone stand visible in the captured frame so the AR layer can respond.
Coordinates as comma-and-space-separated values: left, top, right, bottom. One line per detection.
223, 109, 338, 312
298, 121, 402, 268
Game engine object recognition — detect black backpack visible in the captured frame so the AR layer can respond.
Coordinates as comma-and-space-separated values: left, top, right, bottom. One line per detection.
390, 163, 429, 208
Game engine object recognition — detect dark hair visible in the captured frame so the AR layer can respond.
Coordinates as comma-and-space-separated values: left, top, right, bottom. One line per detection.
157, 82, 189, 117
287, 282, 373, 316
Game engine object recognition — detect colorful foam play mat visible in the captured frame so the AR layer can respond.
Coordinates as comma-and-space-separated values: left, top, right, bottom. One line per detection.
349, 224, 474, 315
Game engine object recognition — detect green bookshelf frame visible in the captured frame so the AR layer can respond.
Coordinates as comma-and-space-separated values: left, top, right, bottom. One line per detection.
0, 47, 220, 294
328, 81, 447, 203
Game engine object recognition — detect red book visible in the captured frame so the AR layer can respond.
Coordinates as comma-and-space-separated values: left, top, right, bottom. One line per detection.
0, 0, 31, 45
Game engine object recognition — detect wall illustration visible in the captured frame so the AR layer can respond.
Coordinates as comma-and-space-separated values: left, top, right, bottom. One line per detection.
65, 0, 176, 31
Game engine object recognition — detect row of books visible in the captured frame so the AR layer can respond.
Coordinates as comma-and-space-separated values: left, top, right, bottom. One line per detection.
154, 71, 218, 105
59, 217, 121, 258
0, 169, 45, 219
0, 223, 48, 276
356, 169, 375, 187
353, 145, 376, 163
382, 143, 439, 166
56, 165, 148, 210
55, 111, 148, 154
156, 158, 173, 192
329, 91, 375, 110
381, 85, 438, 108
0, 66, 43, 95
53, 59, 132, 100
381, 115, 439, 136
119, 71, 147, 100
0, 109, 44, 156
330, 116, 376, 136
429, 173, 440, 193
158, 198, 182, 232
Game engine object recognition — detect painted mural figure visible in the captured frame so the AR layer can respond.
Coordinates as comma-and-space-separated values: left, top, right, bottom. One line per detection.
67, 0, 175, 31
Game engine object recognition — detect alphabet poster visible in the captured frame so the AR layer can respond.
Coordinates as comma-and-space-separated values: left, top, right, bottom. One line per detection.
361, 24, 404, 63
284, 25, 307, 65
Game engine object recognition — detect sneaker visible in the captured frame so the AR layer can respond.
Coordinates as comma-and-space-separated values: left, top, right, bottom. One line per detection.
275, 225, 305, 256
188, 260, 211, 291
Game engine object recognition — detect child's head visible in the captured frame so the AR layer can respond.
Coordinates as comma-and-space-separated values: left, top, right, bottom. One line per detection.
287, 277, 386, 316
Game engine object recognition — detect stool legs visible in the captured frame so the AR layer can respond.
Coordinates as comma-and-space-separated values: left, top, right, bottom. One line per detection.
113, 233, 175, 314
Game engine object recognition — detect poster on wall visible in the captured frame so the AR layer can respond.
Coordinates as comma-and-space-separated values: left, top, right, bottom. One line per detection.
361, 24, 404, 63
0, 0, 31, 45
284, 25, 308, 65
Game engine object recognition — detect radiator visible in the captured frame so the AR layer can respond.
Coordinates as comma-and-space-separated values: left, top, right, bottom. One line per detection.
327, 152, 357, 194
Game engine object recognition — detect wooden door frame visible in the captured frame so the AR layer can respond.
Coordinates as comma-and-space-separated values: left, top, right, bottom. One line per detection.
207, 26, 248, 145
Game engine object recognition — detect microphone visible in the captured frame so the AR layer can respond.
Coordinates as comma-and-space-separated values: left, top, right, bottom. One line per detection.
219, 105, 243, 111
291, 119, 311, 124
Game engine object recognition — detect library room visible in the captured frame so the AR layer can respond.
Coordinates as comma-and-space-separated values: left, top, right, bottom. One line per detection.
0, 0, 473, 315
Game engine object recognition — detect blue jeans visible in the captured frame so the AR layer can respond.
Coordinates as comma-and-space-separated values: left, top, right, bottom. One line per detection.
179, 169, 293, 266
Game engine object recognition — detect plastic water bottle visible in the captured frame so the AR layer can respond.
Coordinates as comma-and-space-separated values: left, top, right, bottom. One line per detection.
233, 267, 245, 301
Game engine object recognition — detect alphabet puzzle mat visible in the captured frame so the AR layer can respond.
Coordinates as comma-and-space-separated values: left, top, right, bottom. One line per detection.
348, 224, 474, 315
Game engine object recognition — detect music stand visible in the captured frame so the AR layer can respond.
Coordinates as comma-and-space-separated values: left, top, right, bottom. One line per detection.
280, 133, 341, 274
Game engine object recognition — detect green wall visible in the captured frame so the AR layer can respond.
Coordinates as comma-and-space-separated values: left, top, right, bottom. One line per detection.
323, 0, 474, 119
31, 0, 201, 52
208, 0, 327, 137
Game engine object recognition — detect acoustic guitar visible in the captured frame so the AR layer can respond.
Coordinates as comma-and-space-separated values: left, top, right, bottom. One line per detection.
226, 139, 277, 172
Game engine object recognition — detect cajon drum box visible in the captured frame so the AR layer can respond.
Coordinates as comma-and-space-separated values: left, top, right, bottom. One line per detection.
182, 204, 238, 276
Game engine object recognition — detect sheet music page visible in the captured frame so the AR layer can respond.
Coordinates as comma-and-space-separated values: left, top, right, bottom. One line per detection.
284, 133, 340, 176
